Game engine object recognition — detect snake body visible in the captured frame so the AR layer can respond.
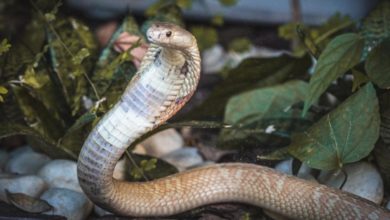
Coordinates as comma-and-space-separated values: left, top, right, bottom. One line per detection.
77, 23, 390, 219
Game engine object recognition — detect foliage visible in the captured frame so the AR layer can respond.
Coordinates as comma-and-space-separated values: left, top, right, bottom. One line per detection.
278, 13, 354, 56
360, 1, 390, 59
0, 1, 144, 159
302, 33, 364, 115
211, 3, 389, 174
190, 26, 218, 51
185, 54, 311, 120
289, 83, 379, 170
228, 37, 252, 52
0, 39, 11, 56
0, 86, 7, 102
365, 37, 390, 88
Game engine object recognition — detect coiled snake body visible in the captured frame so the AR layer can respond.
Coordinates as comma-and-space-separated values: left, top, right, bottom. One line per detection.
77, 23, 390, 219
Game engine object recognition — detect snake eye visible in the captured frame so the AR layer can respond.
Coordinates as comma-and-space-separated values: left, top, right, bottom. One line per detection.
166, 31, 172, 37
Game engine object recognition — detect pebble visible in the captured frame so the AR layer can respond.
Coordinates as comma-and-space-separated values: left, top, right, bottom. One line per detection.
5, 150, 51, 175
319, 162, 384, 204
137, 129, 184, 158
202, 44, 227, 74
94, 205, 113, 217
37, 160, 83, 193
0, 175, 47, 203
41, 188, 93, 220
274, 158, 316, 181
161, 147, 204, 171
113, 158, 127, 180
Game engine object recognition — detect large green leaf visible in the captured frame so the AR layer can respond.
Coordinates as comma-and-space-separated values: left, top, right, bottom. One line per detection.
303, 33, 364, 115
225, 80, 308, 125
0, 123, 77, 159
184, 55, 311, 120
289, 83, 379, 170
365, 37, 390, 88
219, 80, 311, 150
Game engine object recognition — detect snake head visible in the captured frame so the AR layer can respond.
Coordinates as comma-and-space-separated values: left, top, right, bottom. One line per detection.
146, 22, 196, 49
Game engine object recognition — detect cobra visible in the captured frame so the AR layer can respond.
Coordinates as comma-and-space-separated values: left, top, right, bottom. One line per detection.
77, 22, 390, 219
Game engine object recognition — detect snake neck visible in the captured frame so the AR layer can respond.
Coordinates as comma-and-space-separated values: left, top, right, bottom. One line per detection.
77, 43, 200, 210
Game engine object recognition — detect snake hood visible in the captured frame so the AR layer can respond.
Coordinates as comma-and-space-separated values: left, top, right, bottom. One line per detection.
146, 22, 196, 49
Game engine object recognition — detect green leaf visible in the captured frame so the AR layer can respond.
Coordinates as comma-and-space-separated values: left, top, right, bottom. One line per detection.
218, 0, 237, 6
0, 86, 8, 95
228, 37, 252, 53
365, 38, 390, 88
176, 0, 192, 9
289, 83, 379, 170
225, 80, 308, 125
303, 33, 364, 115
190, 26, 218, 51
64, 112, 96, 135
0, 123, 76, 159
72, 48, 90, 65
0, 38, 11, 56
360, 1, 390, 60
220, 81, 311, 150
127, 153, 178, 181
211, 14, 224, 26
351, 69, 369, 92
183, 55, 311, 120
12, 85, 65, 140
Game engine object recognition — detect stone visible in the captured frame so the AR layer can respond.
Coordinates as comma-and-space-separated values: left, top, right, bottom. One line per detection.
94, 205, 113, 217
113, 158, 127, 180
37, 160, 82, 193
5, 149, 51, 175
274, 158, 315, 181
41, 188, 93, 220
137, 128, 184, 158
0, 175, 47, 203
319, 162, 384, 204
161, 147, 204, 171
202, 44, 227, 74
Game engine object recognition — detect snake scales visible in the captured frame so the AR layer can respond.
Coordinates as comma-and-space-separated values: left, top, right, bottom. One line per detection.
77, 22, 390, 219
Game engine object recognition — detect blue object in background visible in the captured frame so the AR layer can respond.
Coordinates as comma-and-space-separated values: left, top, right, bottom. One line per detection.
67, 0, 378, 25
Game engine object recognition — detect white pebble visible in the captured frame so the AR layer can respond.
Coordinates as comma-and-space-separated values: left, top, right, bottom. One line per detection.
94, 205, 113, 216
0, 175, 47, 203
137, 128, 184, 158
37, 159, 82, 193
319, 162, 383, 204
41, 188, 93, 220
5, 150, 50, 175
274, 158, 315, 181
161, 147, 204, 171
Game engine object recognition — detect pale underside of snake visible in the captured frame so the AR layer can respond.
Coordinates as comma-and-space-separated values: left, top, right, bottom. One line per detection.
77, 22, 390, 219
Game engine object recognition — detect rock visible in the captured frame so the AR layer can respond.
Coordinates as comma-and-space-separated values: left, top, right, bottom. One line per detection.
319, 162, 384, 204
0, 175, 47, 203
386, 200, 390, 210
113, 158, 127, 180
94, 205, 113, 216
0, 150, 8, 171
202, 44, 227, 74
274, 158, 315, 181
8, 146, 33, 158
41, 188, 93, 220
161, 147, 204, 171
5, 150, 51, 175
137, 129, 184, 158
37, 160, 82, 193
